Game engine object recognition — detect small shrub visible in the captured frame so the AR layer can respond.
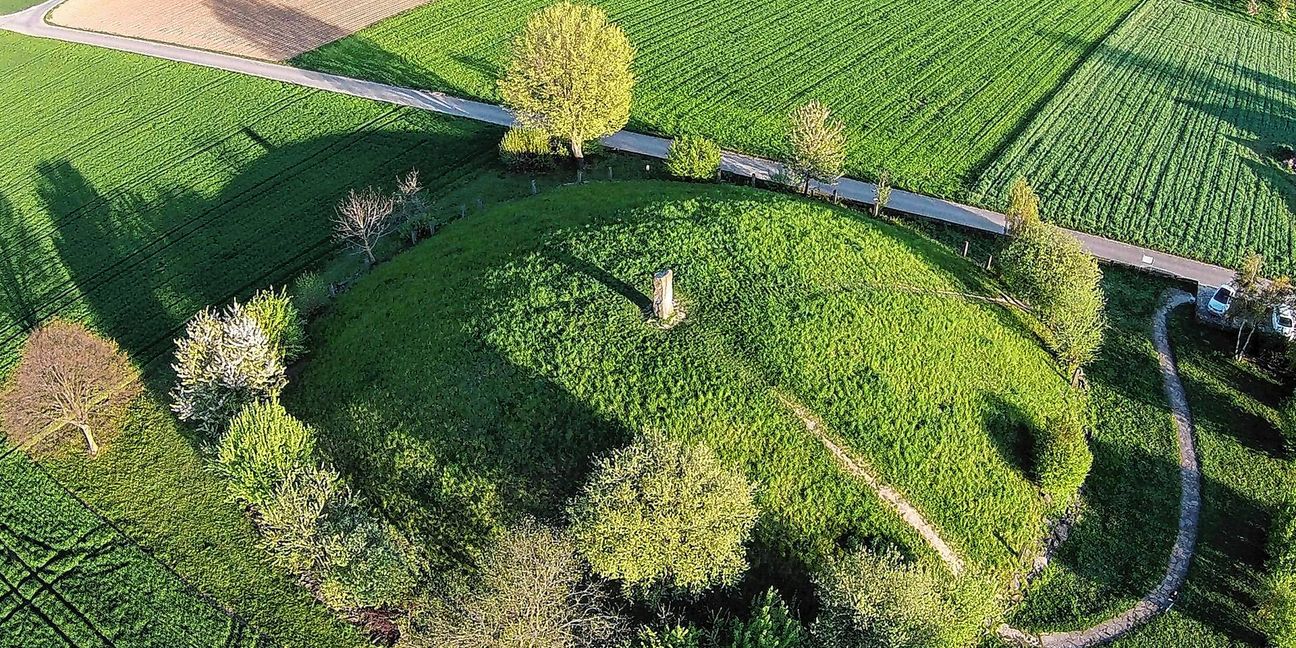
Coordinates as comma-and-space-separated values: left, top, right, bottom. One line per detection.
1259, 506, 1296, 647
811, 548, 989, 648
1279, 393, 1296, 453
244, 288, 306, 362
259, 464, 345, 578
1034, 407, 1093, 507
171, 306, 286, 436
499, 128, 556, 171
215, 400, 316, 509
1, 319, 141, 457
568, 432, 758, 599
637, 626, 701, 648
290, 271, 331, 318
320, 509, 422, 610
667, 135, 722, 180
726, 589, 808, 648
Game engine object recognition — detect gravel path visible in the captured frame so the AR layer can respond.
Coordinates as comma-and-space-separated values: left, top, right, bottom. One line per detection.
0, 0, 1236, 289
776, 392, 967, 576
999, 290, 1201, 647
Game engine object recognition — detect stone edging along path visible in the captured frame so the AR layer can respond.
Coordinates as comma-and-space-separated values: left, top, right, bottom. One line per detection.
1000, 290, 1201, 648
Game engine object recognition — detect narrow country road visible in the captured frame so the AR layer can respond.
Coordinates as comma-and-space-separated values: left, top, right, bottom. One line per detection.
1000, 290, 1201, 648
0, 0, 1236, 288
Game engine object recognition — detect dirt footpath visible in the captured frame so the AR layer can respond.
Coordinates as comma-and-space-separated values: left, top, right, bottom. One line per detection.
50, 0, 428, 61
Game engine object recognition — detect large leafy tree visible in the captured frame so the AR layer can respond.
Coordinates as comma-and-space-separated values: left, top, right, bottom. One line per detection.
568, 433, 758, 599
498, 2, 635, 165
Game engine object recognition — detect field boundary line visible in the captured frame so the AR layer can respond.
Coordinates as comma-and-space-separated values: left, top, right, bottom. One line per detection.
997, 290, 1200, 648
773, 391, 967, 576
0, 0, 1235, 289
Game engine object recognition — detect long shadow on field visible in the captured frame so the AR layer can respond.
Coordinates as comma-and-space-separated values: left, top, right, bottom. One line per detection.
204, 0, 348, 59
18, 122, 498, 376
0, 194, 43, 337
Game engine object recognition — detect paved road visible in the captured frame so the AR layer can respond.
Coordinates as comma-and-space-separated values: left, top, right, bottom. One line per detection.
999, 290, 1201, 648
0, 0, 1237, 289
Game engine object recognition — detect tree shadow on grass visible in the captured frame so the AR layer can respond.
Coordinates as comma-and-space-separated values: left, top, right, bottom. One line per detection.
0, 194, 43, 339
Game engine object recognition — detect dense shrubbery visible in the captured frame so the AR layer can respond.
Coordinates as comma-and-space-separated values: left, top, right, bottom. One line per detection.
568, 433, 758, 599
245, 288, 307, 362
724, 589, 807, 648
1, 319, 141, 457
499, 128, 557, 170
811, 548, 989, 648
408, 519, 624, 648
1033, 406, 1093, 507
1259, 506, 1296, 647
216, 400, 316, 508
667, 134, 722, 180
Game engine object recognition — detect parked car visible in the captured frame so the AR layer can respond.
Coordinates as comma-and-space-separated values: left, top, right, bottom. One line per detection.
1274, 303, 1295, 338
1207, 284, 1234, 316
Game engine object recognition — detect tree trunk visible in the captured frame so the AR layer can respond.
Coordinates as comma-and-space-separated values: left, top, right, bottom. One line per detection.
76, 423, 98, 457
1242, 324, 1257, 357
571, 137, 585, 167
1235, 322, 1246, 358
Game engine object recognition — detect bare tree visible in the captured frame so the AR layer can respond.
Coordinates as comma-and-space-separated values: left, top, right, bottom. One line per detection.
1231, 252, 1266, 359
786, 101, 847, 195
1, 320, 141, 456
408, 519, 626, 648
334, 187, 396, 266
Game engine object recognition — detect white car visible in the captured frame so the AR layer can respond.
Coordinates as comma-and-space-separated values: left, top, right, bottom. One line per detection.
1274, 304, 1295, 338
1206, 284, 1234, 316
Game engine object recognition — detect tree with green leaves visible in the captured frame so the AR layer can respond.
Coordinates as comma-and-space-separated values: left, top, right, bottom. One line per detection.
568, 432, 758, 599
1004, 176, 1042, 234
1229, 252, 1267, 359
498, 2, 635, 165
725, 589, 808, 648
1000, 216, 1106, 385
786, 101, 846, 194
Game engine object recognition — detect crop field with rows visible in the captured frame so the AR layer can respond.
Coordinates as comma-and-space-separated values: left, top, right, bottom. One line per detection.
296, 0, 1139, 197
0, 448, 262, 647
0, 30, 501, 372
976, 0, 1296, 274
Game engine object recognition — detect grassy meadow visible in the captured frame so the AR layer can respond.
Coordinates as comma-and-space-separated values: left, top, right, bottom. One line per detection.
976, 0, 1296, 274
295, 0, 1139, 197
288, 181, 1073, 597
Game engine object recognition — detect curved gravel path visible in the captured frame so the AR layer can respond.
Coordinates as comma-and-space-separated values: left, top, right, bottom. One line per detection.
1000, 289, 1201, 648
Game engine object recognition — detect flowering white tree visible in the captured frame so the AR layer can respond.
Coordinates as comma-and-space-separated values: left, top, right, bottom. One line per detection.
171, 305, 285, 436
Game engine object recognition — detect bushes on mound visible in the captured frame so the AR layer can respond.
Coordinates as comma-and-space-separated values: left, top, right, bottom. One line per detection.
216, 400, 316, 509
667, 135, 722, 180
1259, 506, 1296, 647
811, 548, 991, 648
1033, 407, 1093, 508
500, 128, 557, 171
567, 432, 758, 599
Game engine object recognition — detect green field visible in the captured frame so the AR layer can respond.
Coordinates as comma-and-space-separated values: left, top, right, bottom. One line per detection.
288, 181, 1072, 591
0, 30, 503, 371
295, 0, 1139, 197
0, 445, 265, 648
976, 0, 1296, 274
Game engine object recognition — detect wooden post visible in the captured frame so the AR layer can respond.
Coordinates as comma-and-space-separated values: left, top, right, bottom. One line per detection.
653, 269, 675, 321
608, 166, 614, 180
577, 169, 584, 183
475, 197, 484, 211
459, 204, 466, 218
531, 179, 538, 195
985, 255, 993, 271
832, 189, 839, 203
962, 241, 969, 257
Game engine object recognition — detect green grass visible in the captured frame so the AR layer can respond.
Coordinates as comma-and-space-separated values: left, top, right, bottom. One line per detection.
0, 0, 42, 15
0, 29, 530, 647
287, 181, 1073, 600
0, 442, 270, 648
975, 0, 1296, 274
293, 0, 1139, 198
1002, 268, 1294, 647
0, 30, 504, 372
